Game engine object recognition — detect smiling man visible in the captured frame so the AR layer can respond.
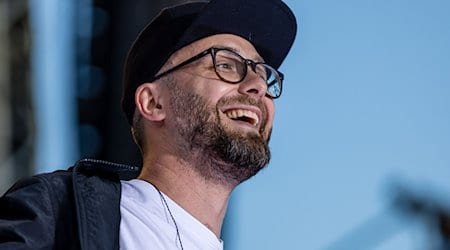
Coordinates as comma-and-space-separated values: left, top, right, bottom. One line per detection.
0, 0, 297, 249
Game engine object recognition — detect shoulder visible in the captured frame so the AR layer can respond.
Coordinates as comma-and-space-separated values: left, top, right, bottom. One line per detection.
1, 159, 140, 215
0, 170, 74, 248
0, 159, 140, 248
2, 170, 73, 205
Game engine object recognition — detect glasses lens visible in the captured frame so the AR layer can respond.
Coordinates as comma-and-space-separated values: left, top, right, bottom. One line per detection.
260, 64, 282, 98
214, 50, 246, 82
214, 49, 282, 98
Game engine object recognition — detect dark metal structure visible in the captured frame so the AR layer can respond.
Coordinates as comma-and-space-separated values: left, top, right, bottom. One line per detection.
77, 0, 184, 166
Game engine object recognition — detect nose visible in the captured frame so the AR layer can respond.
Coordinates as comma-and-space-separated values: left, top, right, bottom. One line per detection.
237, 72, 267, 98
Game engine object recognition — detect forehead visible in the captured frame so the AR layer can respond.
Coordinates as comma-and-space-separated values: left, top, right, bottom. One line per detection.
173, 34, 264, 62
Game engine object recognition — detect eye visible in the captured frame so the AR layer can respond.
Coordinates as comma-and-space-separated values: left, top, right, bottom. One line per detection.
216, 62, 235, 71
215, 58, 239, 73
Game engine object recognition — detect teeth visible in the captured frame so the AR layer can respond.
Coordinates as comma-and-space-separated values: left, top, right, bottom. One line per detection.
225, 109, 259, 126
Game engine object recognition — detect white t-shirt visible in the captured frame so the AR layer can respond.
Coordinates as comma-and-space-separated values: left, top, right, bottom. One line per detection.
120, 179, 224, 250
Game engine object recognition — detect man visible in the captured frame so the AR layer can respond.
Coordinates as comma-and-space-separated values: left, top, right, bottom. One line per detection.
0, 0, 297, 249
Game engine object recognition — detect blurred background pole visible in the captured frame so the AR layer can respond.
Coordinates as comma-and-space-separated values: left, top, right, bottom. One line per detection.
28, 0, 80, 173
0, 0, 34, 193
0, 0, 14, 192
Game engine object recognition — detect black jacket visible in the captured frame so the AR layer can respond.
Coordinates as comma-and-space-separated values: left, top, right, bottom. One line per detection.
0, 159, 140, 250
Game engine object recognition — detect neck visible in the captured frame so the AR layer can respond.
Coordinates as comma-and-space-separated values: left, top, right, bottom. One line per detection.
138, 152, 234, 238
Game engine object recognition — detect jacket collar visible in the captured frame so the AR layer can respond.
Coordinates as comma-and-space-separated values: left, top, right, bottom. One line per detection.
72, 159, 140, 249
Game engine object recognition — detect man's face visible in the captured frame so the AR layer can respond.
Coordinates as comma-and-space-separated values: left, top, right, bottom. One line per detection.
161, 34, 276, 185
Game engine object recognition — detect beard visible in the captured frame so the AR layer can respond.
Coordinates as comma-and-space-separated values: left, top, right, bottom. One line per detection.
167, 82, 271, 186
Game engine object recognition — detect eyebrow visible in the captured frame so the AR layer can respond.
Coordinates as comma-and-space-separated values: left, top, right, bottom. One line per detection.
213, 45, 265, 63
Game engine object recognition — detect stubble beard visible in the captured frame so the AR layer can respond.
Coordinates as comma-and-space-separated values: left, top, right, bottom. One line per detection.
168, 82, 271, 187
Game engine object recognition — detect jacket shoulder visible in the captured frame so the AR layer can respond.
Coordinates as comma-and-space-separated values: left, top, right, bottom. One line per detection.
0, 170, 79, 249
0, 159, 140, 249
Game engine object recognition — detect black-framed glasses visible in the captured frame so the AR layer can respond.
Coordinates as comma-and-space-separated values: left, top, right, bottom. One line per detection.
151, 47, 284, 98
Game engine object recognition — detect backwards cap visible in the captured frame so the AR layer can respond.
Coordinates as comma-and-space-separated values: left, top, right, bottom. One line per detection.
122, 0, 297, 125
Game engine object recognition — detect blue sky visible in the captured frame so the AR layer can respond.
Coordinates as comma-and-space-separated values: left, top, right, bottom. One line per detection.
226, 0, 450, 249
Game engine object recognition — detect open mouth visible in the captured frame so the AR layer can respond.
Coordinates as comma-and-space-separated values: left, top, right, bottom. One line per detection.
224, 109, 260, 127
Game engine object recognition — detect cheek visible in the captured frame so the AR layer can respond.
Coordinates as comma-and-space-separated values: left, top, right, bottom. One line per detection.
191, 77, 238, 99
265, 101, 276, 127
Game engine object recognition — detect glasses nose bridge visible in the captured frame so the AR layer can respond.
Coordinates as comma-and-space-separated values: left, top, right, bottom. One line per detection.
244, 59, 258, 73
237, 59, 268, 99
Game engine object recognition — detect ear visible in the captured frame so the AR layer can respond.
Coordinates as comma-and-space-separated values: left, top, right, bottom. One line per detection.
135, 83, 166, 122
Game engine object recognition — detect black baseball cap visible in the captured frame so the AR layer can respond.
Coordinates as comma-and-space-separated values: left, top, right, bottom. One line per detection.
122, 0, 297, 125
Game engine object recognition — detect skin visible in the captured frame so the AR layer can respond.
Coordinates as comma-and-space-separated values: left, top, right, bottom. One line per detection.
133, 34, 275, 238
